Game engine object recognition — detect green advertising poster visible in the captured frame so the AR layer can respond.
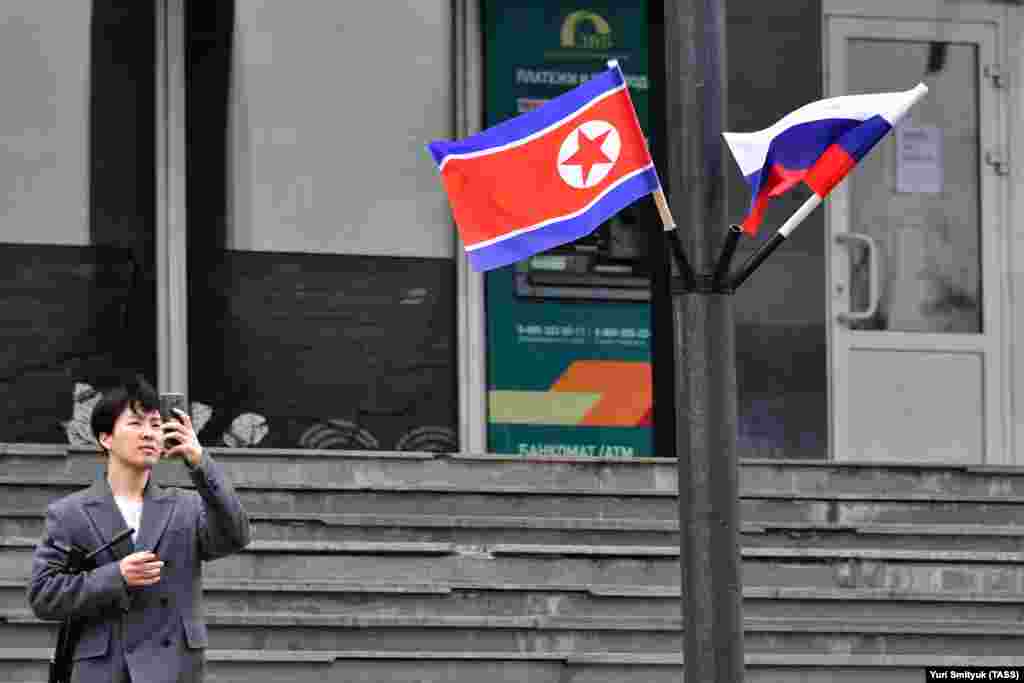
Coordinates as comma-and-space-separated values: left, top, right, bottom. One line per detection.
483, 1, 654, 458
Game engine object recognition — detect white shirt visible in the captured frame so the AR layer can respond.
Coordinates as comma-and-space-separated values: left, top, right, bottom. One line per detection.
114, 496, 143, 545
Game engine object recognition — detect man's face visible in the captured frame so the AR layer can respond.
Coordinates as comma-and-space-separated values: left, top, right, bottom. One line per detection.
99, 403, 164, 471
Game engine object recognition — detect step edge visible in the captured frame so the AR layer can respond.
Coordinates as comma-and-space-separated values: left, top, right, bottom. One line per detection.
1, 578, 1021, 603
7, 511, 1024, 538
9, 477, 1024, 503
3, 648, 1024, 667
5, 536, 1024, 562
7, 611, 1024, 635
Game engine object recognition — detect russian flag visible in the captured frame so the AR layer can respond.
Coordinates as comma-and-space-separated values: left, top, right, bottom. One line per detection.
724, 83, 928, 235
428, 63, 660, 272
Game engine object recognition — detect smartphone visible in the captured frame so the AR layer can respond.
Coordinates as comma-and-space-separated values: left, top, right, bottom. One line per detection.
159, 393, 187, 449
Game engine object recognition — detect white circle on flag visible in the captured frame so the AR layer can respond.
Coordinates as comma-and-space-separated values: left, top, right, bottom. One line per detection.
557, 120, 621, 189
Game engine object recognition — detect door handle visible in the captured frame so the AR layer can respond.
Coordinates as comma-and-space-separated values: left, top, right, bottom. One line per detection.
835, 232, 880, 325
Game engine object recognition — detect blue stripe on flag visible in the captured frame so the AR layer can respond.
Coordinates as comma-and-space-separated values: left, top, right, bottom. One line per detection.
837, 115, 892, 162
756, 118, 862, 179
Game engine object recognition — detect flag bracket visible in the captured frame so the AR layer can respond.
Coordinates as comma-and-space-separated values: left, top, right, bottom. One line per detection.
666, 224, 743, 295
728, 232, 787, 290
671, 272, 733, 296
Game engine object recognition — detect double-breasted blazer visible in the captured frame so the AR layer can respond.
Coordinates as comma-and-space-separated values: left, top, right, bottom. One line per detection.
27, 454, 251, 683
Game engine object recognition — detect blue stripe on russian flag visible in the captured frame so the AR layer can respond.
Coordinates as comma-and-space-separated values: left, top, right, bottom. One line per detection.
836, 115, 892, 161
428, 68, 625, 165
747, 118, 861, 191
466, 166, 660, 272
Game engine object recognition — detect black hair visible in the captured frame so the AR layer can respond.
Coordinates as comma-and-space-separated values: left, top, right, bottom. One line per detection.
90, 375, 161, 448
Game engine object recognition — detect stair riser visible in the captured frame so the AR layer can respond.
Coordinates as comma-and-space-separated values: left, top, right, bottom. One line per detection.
0, 516, 680, 549
5, 451, 1024, 499
0, 455, 680, 494
4, 620, 1024, 656
3, 621, 679, 653
8, 513, 1024, 555
0, 547, 678, 585
8, 587, 1024, 622
7, 592, 681, 621
6, 548, 1024, 594
743, 560, 1024, 594
6, 485, 1024, 526
6, 598, 1024, 628
2, 592, 658, 619
743, 532, 1024, 553
2, 487, 676, 520
0, 658, 954, 683
0, 658, 561, 683
0, 659, 360, 683
742, 464, 1024, 500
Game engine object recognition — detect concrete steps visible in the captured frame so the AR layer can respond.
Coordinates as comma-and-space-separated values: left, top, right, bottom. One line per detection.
3, 445, 1024, 681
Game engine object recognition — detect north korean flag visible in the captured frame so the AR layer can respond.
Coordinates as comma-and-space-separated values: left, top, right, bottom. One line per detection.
428, 63, 660, 272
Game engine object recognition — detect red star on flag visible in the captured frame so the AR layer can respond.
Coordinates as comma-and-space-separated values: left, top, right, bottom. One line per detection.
562, 128, 613, 185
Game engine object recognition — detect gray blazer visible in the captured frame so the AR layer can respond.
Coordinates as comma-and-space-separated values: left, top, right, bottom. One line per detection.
27, 454, 251, 683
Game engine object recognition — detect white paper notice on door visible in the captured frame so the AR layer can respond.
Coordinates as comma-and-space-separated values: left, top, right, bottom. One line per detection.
896, 125, 943, 194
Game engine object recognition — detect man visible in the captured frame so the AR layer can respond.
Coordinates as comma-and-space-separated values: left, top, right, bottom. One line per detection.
28, 377, 251, 682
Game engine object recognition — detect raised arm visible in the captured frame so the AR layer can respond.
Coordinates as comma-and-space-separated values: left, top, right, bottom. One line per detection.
187, 452, 252, 561
163, 408, 252, 561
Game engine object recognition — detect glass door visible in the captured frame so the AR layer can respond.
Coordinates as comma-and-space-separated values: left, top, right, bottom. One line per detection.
827, 17, 1007, 463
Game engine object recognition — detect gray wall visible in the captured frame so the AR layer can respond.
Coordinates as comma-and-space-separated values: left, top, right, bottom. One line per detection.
0, 1, 90, 246
227, 1, 454, 258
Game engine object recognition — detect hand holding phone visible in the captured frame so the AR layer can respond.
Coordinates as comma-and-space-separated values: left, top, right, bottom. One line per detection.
159, 393, 187, 449
120, 551, 164, 587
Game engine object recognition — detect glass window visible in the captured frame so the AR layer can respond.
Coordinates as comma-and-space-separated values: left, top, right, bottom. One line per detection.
727, 1, 826, 457
0, 1, 156, 444
847, 40, 981, 334
187, 2, 458, 451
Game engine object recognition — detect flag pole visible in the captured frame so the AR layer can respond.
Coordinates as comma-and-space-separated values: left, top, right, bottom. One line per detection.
729, 193, 821, 290
662, 1, 745, 680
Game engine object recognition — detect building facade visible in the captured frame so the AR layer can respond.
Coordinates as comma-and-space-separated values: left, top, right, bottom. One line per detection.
1, 0, 1021, 465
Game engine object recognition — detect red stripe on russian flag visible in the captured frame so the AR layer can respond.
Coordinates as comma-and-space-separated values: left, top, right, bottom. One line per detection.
740, 193, 770, 235
804, 144, 857, 198
740, 163, 809, 235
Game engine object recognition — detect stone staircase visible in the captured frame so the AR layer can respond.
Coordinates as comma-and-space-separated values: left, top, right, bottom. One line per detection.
1, 444, 1023, 682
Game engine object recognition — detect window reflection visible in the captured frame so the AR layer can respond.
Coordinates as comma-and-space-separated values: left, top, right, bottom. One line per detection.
0, 2, 156, 444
